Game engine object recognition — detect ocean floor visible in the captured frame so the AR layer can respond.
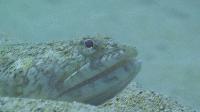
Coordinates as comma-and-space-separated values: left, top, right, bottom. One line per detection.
0, 82, 195, 112
0, 0, 200, 111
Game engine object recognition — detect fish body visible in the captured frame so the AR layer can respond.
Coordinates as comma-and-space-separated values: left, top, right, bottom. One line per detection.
0, 37, 141, 105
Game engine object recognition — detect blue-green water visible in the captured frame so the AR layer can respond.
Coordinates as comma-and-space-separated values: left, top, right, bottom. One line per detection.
0, 0, 200, 111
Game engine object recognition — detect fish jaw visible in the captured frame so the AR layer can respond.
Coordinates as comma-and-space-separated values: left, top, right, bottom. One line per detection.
85, 59, 141, 105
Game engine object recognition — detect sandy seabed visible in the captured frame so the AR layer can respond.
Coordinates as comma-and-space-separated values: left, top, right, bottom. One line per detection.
0, 82, 196, 112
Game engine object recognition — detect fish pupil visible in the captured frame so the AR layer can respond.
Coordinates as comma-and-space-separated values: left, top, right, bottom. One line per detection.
84, 39, 94, 48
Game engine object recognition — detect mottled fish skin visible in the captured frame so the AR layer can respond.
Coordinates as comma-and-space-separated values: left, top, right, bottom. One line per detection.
0, 37, 141, 105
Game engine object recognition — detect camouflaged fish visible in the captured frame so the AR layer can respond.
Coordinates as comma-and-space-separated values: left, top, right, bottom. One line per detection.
0, 37, 141, 105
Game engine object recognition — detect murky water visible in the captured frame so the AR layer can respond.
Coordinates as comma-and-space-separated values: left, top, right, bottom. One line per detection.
0, 0, 199, 111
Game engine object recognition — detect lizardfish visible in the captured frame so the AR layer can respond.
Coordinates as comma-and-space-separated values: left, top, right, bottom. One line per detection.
0, 37, 141, 105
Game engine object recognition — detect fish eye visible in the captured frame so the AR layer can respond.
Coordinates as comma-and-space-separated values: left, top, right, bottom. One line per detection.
84, 39, 94, 48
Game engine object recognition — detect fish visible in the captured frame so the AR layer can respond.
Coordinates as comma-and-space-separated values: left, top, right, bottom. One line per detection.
0, 37, 141, 105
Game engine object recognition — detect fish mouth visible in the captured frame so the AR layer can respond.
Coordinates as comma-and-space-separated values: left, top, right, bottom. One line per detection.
56, 46, 141, 105
82, 58, 141, 105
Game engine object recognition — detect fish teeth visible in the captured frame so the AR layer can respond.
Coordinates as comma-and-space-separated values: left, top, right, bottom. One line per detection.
112, 53, 119, 58
107, 54, 113, 60
119, 50, 124, 55
101, 52, 120, 62
101, 56, 107, 62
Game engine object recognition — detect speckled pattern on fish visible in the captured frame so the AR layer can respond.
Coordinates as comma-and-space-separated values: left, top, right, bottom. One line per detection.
0, 37, 141, 105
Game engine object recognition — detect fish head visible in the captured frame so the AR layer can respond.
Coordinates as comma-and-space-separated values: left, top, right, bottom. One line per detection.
59, 37, 141, 105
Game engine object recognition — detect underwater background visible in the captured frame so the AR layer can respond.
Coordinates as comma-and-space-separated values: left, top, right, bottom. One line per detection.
0, 0, 199, 111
